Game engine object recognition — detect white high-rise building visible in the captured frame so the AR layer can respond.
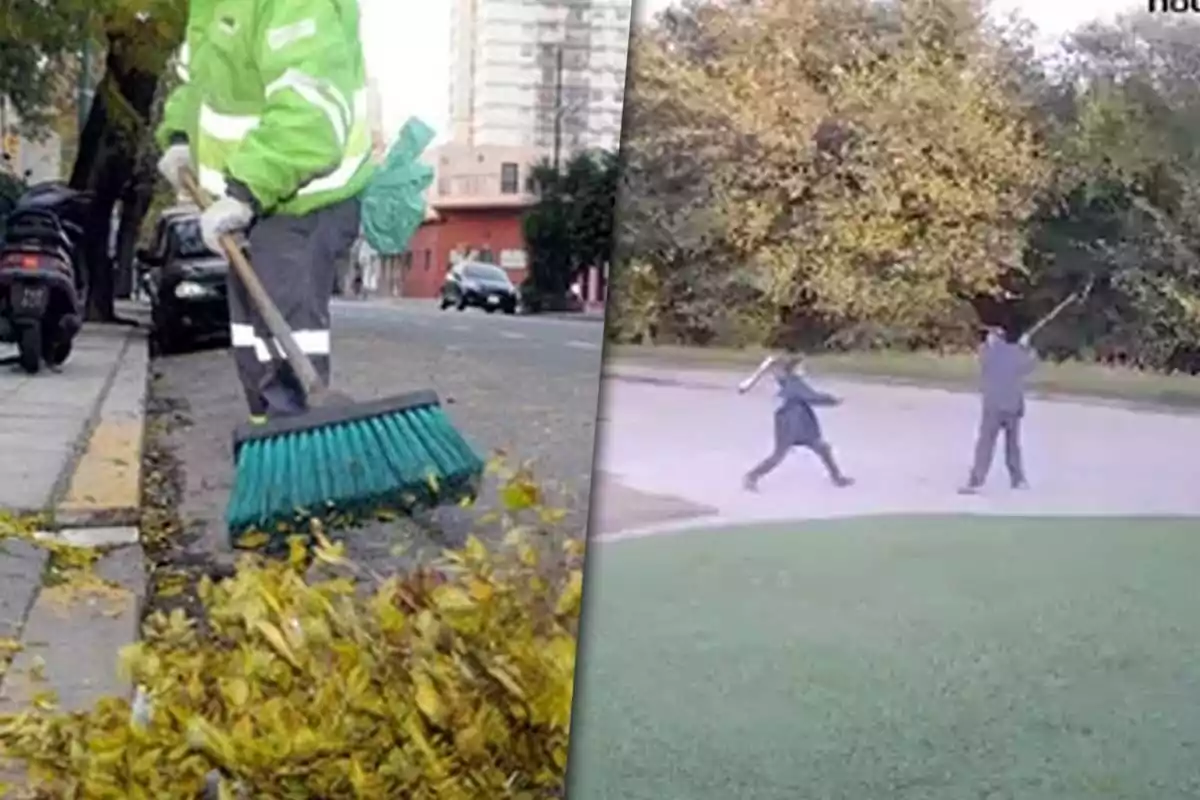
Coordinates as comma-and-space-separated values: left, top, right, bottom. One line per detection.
449, 0, 632, 155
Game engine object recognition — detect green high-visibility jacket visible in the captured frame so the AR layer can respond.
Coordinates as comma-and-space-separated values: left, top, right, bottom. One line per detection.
156, 0, 375, 216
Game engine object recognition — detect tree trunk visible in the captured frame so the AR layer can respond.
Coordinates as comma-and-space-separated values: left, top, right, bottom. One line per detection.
115, 181, 152, 295
70, 75, 119, 321
114, 140, 159, 298
68, 34, 161, 322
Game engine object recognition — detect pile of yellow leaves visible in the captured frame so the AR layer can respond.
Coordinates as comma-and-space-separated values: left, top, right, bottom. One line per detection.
0, 530, 584, 799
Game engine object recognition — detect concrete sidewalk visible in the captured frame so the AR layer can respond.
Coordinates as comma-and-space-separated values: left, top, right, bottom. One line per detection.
0, 323, 149, 715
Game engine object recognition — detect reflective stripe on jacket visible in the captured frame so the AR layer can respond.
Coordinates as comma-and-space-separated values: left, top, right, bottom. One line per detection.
156, 0, 375, 216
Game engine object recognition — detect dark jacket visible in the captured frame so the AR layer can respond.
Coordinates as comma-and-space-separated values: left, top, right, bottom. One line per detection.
773, 372, 838, 447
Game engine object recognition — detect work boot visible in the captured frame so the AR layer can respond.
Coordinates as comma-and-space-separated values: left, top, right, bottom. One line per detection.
958, 481, 983, 495
832, 475, 855, 488
1011, 478, 1029, 490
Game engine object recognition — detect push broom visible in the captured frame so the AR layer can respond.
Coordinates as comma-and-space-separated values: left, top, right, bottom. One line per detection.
178, 167, 485, 547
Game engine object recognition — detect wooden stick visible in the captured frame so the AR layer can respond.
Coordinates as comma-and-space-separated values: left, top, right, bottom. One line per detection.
739, 354, 778, 392
1025, 276, 1094, 341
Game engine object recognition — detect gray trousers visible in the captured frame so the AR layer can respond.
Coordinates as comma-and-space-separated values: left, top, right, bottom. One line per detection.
748, 440, 844, 482
968, 406, 1026, 486
227, 198, 361, 417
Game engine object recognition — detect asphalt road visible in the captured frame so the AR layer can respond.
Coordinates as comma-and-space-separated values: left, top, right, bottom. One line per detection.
151, 299, 604, 569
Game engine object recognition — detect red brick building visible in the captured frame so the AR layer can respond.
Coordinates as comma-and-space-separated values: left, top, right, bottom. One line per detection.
397, 196, 534, 298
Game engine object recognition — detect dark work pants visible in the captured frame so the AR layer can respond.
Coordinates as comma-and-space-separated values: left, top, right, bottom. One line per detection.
967, 406, 1025, 486
227, 197, 361, 417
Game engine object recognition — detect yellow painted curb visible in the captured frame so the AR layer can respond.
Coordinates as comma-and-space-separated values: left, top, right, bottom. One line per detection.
58, 420, 144, 513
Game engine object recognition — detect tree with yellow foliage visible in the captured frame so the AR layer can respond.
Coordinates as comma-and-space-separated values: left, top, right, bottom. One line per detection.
616, 0, 1053, 347
712, 0, 1046, 334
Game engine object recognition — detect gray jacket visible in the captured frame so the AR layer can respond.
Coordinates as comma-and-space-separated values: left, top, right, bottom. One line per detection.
979, 335, 1036, 413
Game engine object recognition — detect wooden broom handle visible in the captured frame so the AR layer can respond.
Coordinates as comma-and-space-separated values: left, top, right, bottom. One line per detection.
178, 167, 326, 400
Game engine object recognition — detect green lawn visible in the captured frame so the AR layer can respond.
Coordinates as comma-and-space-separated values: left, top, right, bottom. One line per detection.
606, 344, 1200, 410
568, 516, 1200, 800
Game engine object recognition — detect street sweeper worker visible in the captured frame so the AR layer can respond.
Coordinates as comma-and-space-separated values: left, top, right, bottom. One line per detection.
154, 0, 373, 422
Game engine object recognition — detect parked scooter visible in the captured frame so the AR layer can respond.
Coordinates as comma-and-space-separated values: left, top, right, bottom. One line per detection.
0, 183, 90, 374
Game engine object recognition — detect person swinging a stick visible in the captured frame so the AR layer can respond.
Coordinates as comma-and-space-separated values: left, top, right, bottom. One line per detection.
738, 352, 854, 491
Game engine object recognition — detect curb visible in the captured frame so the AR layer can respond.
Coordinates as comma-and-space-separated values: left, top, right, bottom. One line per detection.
526, 312, 607, 323
554, 315, 606, 324
55, 327, 149, 528
592, 514, 739, 543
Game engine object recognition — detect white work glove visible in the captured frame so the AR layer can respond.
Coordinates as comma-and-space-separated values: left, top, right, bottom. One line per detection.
1018, 333, 1032, 348
737, 379, 753, 394
199, 195, 254, 254
156, 143, 191, 190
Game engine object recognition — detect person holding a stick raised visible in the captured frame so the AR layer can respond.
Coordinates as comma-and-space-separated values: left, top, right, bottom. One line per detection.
958, 278, 1093, 495
959, 319, 1036, 494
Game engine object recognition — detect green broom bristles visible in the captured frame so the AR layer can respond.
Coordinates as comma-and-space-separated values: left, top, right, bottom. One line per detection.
225, 391, 485, 548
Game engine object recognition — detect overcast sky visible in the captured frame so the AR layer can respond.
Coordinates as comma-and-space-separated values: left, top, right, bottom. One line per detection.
358, 1, 452, 142
359, 0, 1147, 145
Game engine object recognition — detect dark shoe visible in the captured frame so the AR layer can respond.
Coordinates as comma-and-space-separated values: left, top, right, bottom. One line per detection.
958, 482, 982, 495
1011, 479, 1029, 490
833, 476, 854, 488
742, 474, 758, 492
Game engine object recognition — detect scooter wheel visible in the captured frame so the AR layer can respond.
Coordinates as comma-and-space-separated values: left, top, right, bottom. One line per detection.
17, 324, 41, 374
44, 336, 72, 367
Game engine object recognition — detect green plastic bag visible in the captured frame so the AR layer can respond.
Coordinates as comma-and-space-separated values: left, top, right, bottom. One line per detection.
360, 117, 436, 255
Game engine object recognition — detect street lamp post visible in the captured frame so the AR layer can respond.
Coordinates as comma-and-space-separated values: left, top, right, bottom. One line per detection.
77, 36, 92, 138
549, 46, 591, 174
552, 46, 563, 173
552, 99, 586, 175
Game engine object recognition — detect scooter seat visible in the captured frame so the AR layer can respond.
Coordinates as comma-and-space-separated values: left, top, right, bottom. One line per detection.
4, 225, 73, 253
1, 234, 71, 254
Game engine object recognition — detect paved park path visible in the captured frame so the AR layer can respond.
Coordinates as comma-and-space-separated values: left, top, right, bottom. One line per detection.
590, 363, 1200, 538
